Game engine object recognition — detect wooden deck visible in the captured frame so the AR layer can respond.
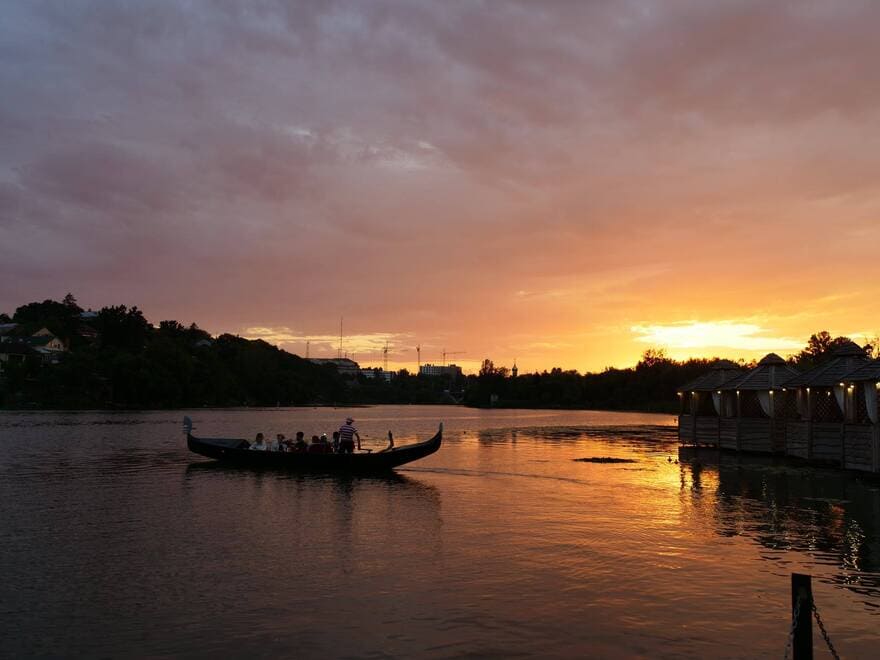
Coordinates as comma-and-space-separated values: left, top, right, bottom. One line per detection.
680, 417, 880, 474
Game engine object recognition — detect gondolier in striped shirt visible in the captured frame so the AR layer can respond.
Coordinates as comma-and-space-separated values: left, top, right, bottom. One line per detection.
337, 417, 360, 454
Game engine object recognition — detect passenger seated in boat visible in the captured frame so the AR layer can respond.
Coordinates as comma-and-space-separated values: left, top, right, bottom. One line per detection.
250, 433, 267, 451
292, 431, 307, 453
337, 417, 360, 454
308, 434, 330, 454
332, 431, 340, 453
269, 434, 284, 452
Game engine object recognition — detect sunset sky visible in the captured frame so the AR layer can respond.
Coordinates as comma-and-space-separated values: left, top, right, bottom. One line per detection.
2, 1, 879, 373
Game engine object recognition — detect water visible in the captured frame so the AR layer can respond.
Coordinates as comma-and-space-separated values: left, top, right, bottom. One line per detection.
1, 406, 879, 658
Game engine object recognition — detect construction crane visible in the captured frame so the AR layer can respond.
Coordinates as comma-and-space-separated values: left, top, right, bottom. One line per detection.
416, 344, 421, 372
441, 348, 465, 366
382, 341, 390, 372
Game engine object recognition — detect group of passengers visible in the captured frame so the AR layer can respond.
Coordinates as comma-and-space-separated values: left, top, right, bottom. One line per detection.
248, 417, 361, 454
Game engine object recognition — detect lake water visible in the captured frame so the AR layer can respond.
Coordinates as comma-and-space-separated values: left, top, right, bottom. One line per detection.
1, 405, 879, 658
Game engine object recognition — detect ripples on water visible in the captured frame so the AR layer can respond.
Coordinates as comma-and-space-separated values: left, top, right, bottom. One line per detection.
1, 406, 879, 658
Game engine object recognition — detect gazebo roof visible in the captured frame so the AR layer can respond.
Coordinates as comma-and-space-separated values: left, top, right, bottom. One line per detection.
719, 353, 800, 391
677, 360, 743, 392
843, 359, 880, 383
784, 341, 870, 388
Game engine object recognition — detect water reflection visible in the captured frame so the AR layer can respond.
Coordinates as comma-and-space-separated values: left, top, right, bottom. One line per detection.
5, 407, 880, 657
680, 452, 880, 602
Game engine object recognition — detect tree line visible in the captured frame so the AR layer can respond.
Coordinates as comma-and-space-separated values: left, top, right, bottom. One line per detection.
461, 332, 879, 412
1, 295, 874, 411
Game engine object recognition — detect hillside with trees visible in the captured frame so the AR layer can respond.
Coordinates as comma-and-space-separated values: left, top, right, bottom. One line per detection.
0, 295, 346, 409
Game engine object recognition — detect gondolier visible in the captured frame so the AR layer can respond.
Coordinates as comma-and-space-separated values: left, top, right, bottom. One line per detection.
338, 417, 360, 454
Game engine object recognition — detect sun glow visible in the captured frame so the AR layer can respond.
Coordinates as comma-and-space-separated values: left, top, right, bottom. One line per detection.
630, 321, 801, 352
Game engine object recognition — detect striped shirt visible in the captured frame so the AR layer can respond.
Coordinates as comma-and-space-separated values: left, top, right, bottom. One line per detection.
338, 423, 358, 443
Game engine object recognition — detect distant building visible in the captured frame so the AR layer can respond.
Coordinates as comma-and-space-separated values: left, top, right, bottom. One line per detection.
0, 323, 18, 342
77, 325, 99, 342
29, 328, 67, 353
309, 357, 361, 376
360, 367, 396, 382
511, 361, 518, 378
420, 363, 463, 379
79, 310, 99, 320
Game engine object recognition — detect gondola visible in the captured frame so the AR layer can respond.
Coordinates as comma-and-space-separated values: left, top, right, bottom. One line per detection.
184, 417, 442, 472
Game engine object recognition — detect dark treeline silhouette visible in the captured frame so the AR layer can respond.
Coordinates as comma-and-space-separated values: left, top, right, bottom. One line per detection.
463, 333, 879, 412
1, 295, 876, 411
462, 351, 712, 412
1, 296, 347, 408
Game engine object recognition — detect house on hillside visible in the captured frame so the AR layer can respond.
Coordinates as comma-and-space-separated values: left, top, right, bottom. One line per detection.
77, 324, 99, 342
0, 323, 18, 341
26, 328, 67, 364
29, 328, 67, 351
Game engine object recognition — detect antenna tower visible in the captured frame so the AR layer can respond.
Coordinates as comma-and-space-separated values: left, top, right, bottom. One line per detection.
338, 317, 343, 359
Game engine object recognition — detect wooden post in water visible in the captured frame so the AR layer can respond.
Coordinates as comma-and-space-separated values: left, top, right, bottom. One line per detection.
791, 573, 813, 660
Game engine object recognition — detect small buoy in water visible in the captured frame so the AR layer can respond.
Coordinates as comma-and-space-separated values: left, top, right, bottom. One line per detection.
667, 456, 672, 462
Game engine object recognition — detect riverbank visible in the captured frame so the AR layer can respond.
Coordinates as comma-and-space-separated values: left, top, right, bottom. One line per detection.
0, 400, 678, 415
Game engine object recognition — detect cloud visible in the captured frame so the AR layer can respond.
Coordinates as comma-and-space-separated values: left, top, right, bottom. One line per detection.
3, 1, 880, 371
240, 326, 414, 360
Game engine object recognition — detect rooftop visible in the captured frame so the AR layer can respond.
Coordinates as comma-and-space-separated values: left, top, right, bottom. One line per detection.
719, 353, 800, 391
842, 359, 880, 383
677, 360, 743, 392
784, 341, 870, 388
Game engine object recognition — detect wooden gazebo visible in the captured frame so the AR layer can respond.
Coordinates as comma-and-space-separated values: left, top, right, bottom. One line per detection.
842, 360, 880, 473
783, 341, 870, 465
717, 353, 800, 454
677, 360, 743, 445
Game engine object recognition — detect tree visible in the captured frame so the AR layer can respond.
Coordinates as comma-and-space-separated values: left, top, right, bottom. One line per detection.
98, 305, 151, 352
13, 298, 81, 339
0, 312, 10, 324
637, 348, 671, 369
62, 293, 82, 313
479, 359, 496, 377
791, 331, 857, 366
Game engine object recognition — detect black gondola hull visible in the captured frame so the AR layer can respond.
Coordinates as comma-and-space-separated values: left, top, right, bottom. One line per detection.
186, 425, 442, 472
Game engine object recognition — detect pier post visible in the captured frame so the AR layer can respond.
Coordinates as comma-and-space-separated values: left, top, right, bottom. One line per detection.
791, 573, 812, 660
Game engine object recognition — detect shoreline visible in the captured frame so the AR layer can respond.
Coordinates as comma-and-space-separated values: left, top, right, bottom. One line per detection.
0, 401, 676, 415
